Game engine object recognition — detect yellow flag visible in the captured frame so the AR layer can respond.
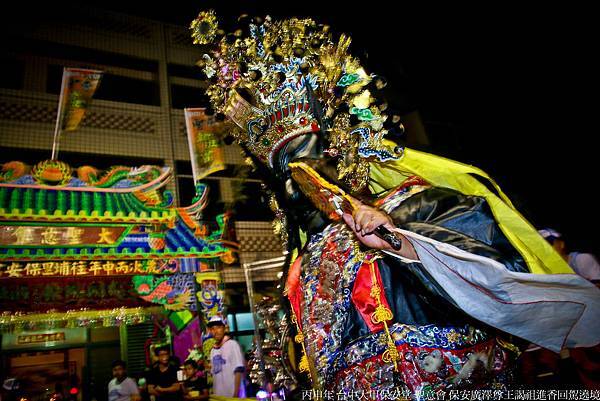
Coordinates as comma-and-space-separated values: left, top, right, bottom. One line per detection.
184, 108, 226, 182
59, 68, 103, 131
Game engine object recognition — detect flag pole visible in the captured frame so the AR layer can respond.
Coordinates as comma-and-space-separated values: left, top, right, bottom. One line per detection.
51, 68, 69, 160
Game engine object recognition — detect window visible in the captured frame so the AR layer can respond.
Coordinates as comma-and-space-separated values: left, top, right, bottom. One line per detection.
0, 59, 24, 90
170, 84, 209, 110
226, 312, 256, 354
168, 63, 203, 80
19, 38, 158, 72
235, 335, 254, 354
94, 74, 160, 106
234, 313, 255, 331
227, 313, 237, 331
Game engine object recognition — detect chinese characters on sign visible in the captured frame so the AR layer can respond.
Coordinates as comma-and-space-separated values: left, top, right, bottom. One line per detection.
0, 259, 179, 278
0, 225, 127, 246
17, 332, 65, 345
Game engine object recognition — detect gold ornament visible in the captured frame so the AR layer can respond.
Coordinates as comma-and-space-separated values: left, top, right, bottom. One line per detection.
191, 10, 401, 188
371, 304, 393, 325
190, 10, 219, 45
298, 354, 310, 373
32, 160, 72, 186
366, 259, 399, 371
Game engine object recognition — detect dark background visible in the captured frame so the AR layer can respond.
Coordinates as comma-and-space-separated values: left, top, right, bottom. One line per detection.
3, 1, 597, 255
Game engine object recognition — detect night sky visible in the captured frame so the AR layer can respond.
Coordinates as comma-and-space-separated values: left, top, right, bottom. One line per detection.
4, 2, 597, 254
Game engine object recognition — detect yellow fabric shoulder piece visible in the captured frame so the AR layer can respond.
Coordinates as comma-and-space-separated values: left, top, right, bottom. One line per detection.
370, 144, 573, 275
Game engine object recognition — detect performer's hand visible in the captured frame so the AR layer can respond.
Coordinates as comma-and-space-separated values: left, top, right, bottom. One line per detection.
342, 203, 395, 251
342, 202, 419, 260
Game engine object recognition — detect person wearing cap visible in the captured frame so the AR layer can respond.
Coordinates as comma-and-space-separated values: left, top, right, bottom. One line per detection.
539, 228, 600, 284
207, 316, 246, 398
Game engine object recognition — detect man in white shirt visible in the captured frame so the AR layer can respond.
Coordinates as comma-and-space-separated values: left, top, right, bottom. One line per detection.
108, 360, 140, 401
207, 316, 245, 398
539, 228, 600, 283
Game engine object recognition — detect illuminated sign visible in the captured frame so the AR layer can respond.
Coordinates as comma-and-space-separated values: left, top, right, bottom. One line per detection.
17, 332, 66, 344
1, 328, 88, 350
0, 225, 129, 247
0, 259, 179, 278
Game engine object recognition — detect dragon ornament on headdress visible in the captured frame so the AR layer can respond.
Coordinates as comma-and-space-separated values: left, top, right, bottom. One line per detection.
191, 10, 404, 193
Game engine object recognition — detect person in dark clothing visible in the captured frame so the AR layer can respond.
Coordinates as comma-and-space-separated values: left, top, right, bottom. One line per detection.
147, 346, 181, 401
181, 360, 208, 401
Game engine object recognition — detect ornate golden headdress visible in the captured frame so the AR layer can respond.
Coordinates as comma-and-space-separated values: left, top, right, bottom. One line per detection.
191, 10, 404, 191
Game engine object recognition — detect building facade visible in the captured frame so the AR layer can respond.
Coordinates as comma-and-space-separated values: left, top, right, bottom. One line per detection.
1, 5, 282, 275
0, 7, 283, 399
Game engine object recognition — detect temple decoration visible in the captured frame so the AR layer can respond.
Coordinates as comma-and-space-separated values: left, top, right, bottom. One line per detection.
0, 160, 238, 332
